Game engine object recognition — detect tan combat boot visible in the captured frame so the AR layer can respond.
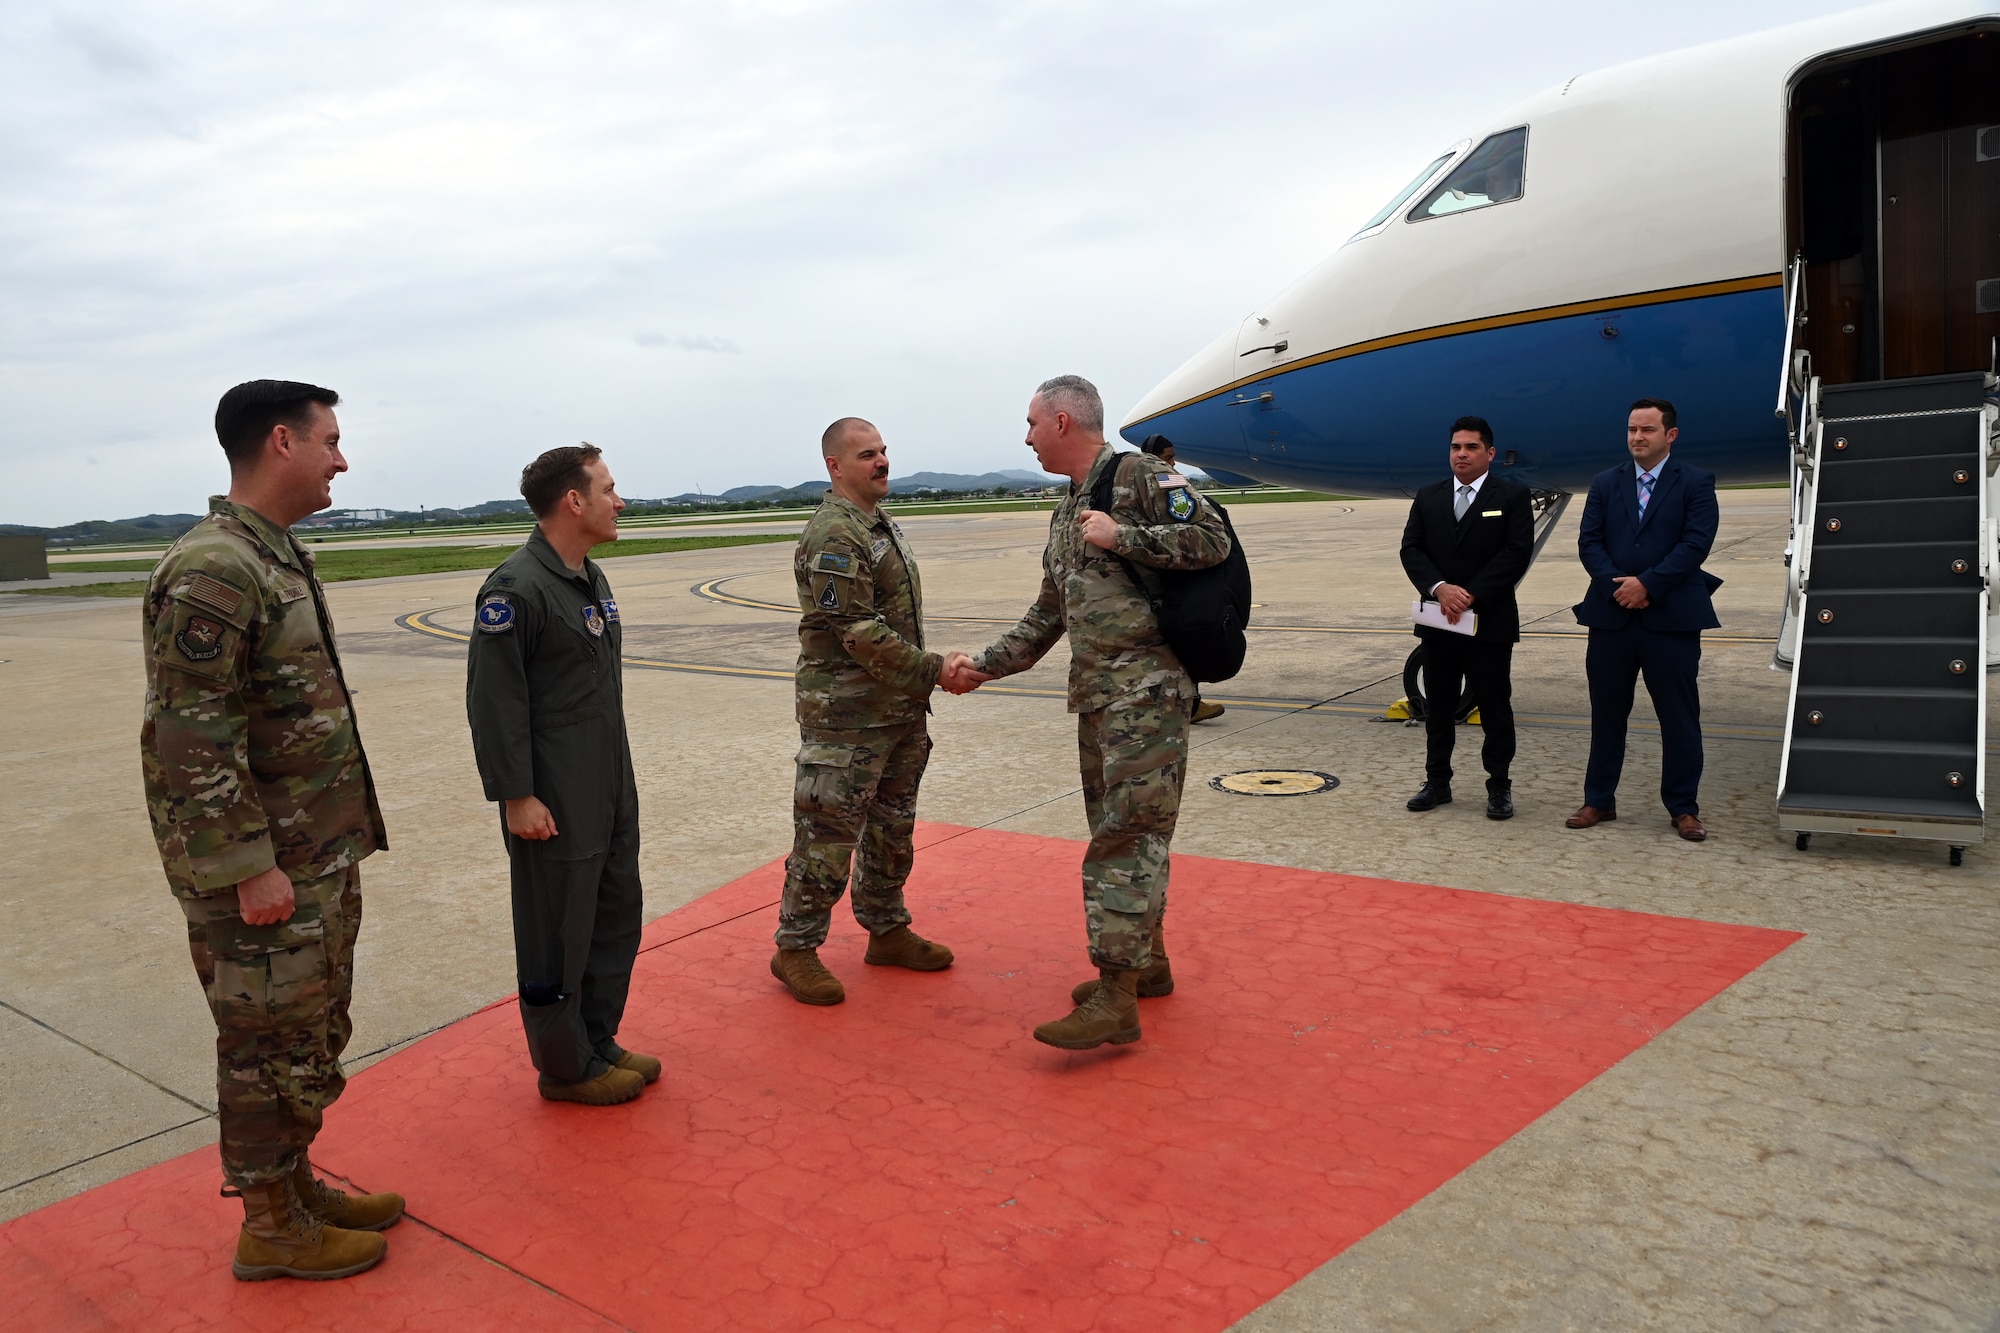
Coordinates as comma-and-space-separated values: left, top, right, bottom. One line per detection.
863, 925, 954, 971
538, 1065, 645, 1105
771, 947, 846, 1005
1071, 922, 1174, 1005
614, 1049, 663, 1084
1035, 970, 1142, 1050
293, 1157, 404, 1231
231, 1178, 386, 1281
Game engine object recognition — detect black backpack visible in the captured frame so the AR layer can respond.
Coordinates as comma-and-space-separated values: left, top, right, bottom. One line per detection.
1090, 444, 1253, 684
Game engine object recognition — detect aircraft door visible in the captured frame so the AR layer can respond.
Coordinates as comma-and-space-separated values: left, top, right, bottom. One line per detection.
1789, 29, 2000, 384
1876, 38, 2000, 378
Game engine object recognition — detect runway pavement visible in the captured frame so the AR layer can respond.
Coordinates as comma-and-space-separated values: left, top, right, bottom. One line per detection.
1, 492, 1995, 1329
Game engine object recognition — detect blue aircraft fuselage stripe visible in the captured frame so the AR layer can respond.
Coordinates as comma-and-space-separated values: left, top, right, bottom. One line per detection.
1121, 286, 1789, 496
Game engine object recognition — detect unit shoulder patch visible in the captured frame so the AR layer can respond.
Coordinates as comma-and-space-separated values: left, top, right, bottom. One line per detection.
477, 593, 517, 633
816, 578, 842, 611
174, 615, 228, 661
1167, 488, 1196, 521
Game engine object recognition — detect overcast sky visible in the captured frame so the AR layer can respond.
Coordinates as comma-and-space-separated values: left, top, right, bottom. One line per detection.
1, 0, 1837, 526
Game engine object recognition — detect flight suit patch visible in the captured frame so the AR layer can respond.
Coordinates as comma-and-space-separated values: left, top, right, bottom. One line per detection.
583, 605, 605, 637
602, 596, 620, 623
1167, 488, 1196, 521
477, 594, 516, 633
175, 615, 227, 661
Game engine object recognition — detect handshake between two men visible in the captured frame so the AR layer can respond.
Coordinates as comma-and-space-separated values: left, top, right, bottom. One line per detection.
936, 504, 1122, 696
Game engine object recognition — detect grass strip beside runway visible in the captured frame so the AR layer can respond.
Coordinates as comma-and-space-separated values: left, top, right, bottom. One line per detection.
18, 533, 797, 596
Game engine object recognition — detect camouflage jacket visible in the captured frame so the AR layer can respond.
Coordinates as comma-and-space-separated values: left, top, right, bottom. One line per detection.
140, 497, 386, 899
794, 492, 940, 729
975, 445, 1231, 712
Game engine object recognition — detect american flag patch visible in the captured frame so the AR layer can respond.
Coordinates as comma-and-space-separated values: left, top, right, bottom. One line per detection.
182, 572, 243, 617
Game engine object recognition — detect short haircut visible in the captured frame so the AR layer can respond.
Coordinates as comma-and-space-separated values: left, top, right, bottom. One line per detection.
1630, 397, 1678, 430
520, 444, 604, 518
821, 417, 875, 456
214, 380, 340, 466
1035, 374, 1104, 433
1449, 415, 1494, 448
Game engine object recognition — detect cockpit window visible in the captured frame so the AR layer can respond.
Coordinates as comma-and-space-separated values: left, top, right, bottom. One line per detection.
1348, 149, 1459, 241
1410, 127, 1527, 220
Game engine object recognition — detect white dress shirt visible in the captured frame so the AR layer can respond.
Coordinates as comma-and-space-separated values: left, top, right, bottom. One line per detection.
1430, 470, 1491, 595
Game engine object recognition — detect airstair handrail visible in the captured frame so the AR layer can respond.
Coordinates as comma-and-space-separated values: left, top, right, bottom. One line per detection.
1776, 253, 1805, 430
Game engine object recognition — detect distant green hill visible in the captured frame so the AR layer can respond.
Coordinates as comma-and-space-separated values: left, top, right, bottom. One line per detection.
0, 514, 205, 546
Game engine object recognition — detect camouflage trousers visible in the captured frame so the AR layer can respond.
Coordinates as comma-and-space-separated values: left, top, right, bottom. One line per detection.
777, 719, 930, 950
1077, 687, 1190, 971
179, 864, 360, 1188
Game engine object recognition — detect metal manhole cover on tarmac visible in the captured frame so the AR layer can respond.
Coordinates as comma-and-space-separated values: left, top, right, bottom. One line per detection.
1209, 770, 1340, 797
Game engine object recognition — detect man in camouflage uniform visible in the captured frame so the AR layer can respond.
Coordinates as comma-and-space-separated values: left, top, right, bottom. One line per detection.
770, 417, 958, 1005
954, 375, 1230, 1049
140, 380, 401, 1282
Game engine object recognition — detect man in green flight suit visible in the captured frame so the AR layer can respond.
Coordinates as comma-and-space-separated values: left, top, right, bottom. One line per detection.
770, 417, 960, 1004
465, 445, 659, 1105
948, 375, 1231, 1050
141, 379, 402, 1282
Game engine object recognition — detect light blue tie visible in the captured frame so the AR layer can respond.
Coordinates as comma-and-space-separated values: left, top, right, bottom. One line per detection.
1637, 471, 1655, 514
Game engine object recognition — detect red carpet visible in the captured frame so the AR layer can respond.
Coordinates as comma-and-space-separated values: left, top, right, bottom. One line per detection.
0, 824, 1800, 1331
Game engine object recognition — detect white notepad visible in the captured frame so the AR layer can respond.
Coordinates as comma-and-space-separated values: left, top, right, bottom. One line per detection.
1411, 600, 1478, 636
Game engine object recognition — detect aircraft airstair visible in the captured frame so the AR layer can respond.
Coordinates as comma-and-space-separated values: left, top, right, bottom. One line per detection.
1776, 369, 2000, 864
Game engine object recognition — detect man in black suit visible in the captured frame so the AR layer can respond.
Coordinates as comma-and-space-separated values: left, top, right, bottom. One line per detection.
1567, 397, 1723, 841
1399, 416, 1536, 819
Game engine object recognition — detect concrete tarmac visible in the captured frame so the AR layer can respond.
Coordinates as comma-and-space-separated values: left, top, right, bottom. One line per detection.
2, 492, 1996, 1329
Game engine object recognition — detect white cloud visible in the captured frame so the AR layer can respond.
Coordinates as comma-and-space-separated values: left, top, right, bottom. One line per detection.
0, 0, 1835, 524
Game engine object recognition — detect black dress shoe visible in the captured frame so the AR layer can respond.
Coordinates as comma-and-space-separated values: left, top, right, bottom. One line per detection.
1486, 787, 1514, 820
1406, 782, 1452, 812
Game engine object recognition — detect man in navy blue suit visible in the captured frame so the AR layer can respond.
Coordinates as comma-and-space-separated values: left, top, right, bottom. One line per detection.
1567, 398, 1723, 841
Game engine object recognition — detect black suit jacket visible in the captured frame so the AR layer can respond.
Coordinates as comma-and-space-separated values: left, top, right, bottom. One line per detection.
1572, 455, 1723, 632
1399, 474, 1536, 643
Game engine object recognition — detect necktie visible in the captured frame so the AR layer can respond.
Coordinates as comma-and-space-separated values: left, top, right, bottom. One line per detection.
1638, 472, 1655, 513
1454, 484, 1473, 520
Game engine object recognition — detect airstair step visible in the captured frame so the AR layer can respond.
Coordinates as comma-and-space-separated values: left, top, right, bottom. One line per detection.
1820, 370, 1992, 418
1814, 495, 1978, 545
1808, 542, 1981, 589
1795, 638, 1980, 689
1776, 791, 1982, 825
1802, 589, 1982, 638
1817, 452, 1984, 503
1782, 737, 1978, 806
1790, 688, 1978, 744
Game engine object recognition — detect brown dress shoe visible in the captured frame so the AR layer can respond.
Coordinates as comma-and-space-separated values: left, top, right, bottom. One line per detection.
771, 947, 846, 1004
1565, 804, 1617, 829
1672, 813, 1708, 841
614, 1049, 663, 1084
538, 1065, 645, 1105
863, 925, 954, 971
